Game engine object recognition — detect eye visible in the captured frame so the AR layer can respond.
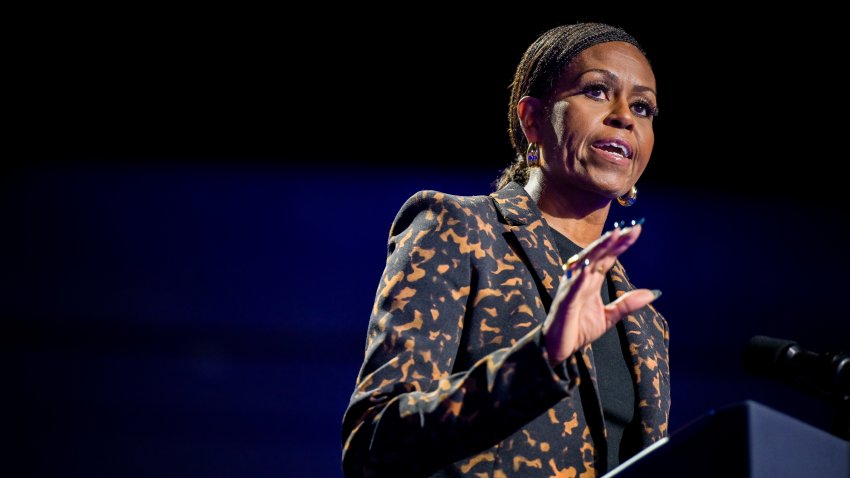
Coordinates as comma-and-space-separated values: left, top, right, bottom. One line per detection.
583, 83, 609, 100
631, 100, 659, 118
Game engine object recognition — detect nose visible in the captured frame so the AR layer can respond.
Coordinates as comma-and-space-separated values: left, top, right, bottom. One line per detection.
603, 98, 634, 131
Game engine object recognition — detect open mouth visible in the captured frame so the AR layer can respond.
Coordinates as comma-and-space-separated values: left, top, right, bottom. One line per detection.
591, 139, 633, 160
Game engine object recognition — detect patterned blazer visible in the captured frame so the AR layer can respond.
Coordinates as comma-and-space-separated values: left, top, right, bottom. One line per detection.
341, 182, 670, 478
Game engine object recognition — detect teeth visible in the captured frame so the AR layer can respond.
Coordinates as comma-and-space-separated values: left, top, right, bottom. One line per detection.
598, 142, 629, 158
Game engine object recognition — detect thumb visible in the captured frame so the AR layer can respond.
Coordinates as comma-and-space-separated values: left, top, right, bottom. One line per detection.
604, 289, 662, 324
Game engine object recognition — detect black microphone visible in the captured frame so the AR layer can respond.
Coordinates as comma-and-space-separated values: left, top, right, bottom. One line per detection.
744, 335, 850, 403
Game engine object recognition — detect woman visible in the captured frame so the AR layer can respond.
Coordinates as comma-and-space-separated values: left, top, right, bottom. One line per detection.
341, 23, 669, 478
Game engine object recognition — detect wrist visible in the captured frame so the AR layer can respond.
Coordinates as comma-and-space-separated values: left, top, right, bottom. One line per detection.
541, 326, 575, 367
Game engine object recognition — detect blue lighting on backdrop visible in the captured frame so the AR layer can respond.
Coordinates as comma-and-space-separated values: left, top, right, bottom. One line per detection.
5, 162, 847, 476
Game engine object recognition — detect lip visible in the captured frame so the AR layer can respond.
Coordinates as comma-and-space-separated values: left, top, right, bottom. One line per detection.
590, 138, 634, 163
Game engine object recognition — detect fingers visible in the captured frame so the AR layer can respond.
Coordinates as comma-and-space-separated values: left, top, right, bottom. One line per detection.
604, 288, 662, 324
563, 224, 642, 280
586, 226, 639, 268
563, 230, 616, 276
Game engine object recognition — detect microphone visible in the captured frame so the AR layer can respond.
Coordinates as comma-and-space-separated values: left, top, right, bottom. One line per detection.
744, 335, 850, 403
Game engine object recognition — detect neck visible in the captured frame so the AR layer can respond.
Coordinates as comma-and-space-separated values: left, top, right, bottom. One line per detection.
524, 172, 611, 248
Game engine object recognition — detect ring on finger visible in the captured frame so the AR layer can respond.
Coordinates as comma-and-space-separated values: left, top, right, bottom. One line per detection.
564, 254, 581, 270
563, 255, 588, 279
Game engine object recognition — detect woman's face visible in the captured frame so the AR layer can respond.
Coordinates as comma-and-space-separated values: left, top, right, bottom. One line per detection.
539, 41, 657, 199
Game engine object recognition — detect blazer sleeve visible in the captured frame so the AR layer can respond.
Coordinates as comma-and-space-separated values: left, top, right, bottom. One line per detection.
341, 191, 580, 478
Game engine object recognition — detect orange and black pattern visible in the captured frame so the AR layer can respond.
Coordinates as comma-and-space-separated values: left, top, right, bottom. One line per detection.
341, 182, 670, 477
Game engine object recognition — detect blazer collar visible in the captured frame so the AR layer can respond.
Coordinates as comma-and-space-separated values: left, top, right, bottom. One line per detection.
491, 182, 635, 295
490, 181, 544, 227
490, 182, 563, 303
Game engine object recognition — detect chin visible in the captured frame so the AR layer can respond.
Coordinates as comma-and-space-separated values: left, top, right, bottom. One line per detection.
585, 164, 633, 185
588, 177, 632, 198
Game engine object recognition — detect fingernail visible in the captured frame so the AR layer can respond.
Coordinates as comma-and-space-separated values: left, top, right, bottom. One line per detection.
651, 289, 662, 300
613, 218, 644, 231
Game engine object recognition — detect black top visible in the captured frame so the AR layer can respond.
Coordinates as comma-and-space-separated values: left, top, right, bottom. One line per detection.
548, 227, 637, 471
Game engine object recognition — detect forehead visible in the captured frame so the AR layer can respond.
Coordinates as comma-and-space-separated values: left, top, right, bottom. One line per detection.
561, 41, 656, 90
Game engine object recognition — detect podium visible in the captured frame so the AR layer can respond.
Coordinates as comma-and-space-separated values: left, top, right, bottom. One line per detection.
605, 401, 849, 478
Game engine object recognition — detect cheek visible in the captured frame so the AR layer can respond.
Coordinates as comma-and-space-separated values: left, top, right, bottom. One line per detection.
549, 101, 596, 141
640, 128, 655, 162
549, 102, 570, 144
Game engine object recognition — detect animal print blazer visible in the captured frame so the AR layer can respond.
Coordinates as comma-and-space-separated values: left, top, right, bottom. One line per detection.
341, 182, 670, 478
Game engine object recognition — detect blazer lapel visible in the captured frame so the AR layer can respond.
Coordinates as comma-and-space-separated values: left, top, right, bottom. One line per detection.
609, 260, 663, 446
490, 183, 563, 308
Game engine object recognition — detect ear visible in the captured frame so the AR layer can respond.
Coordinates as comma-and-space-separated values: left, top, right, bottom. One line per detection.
517, 96, 545, 144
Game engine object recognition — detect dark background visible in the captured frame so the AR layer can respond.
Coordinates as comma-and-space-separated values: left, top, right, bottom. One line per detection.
6, 8, 849, 477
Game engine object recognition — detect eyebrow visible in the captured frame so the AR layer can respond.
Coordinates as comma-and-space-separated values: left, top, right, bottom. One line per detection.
582, 68, 657, 97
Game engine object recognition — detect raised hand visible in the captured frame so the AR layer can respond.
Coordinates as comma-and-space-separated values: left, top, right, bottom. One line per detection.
542, 224, 660, 365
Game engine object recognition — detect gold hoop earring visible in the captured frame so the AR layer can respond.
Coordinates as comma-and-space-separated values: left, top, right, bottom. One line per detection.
617, 185, 638, 207
526, 143, 540, 168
